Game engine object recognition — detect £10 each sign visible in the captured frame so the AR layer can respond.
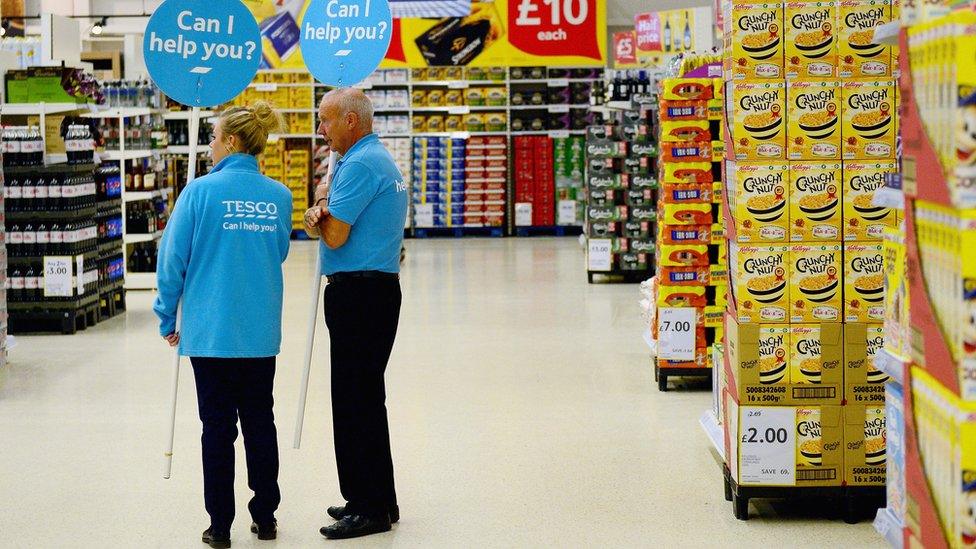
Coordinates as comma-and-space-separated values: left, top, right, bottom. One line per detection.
509, 0, 603, 61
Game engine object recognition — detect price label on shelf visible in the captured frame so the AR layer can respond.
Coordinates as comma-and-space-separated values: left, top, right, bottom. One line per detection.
587, 239, 612, 271
414, 204, 434, 228
254, 83, 278, 93
43, 256, 73, 298
557, 200, 577, 225
656, 307, 696, 360
448, 106, 471, 115
447, 81, 470, 89
547, 78, 570, 87
515, 203, 533, 226
738, 407, 795, 485
548, 105, 570, 114
551, 130, 570, 139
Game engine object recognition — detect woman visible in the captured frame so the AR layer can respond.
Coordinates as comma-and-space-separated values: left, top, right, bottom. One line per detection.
153, 101, 292, 549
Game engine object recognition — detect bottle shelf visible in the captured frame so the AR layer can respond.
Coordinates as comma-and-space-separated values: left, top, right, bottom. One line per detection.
123, 188, 171, 203
6, 206, 98, 220
101, 150, 154, 161
161, 110, 215, 120
1, 103, 87, 115
165, 145, 210, 155
123, 231, 163, 244
81, 107, 159, 118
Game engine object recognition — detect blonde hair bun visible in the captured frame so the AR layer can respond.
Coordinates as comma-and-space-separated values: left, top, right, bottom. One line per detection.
249, 100, 284, 135
219, 101, 284, 157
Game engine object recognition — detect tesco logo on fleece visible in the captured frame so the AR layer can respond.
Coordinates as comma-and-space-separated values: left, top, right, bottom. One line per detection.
222, 200, 278, 219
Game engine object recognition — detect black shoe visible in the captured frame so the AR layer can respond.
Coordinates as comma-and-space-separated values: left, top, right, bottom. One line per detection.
328, 504, 399, 523
320, 514, 392, 540
202, 527, 231, 549
250, 519, 277, 540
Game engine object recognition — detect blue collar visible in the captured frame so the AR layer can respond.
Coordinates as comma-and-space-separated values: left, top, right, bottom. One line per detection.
210, 153, 259, 174
337, 133, 378, 164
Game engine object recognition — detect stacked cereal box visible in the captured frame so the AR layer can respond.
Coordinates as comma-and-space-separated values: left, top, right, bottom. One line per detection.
654, 76, 727, 380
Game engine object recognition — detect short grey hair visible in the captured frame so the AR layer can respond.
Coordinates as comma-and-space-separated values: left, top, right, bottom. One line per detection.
321, 88, 373, 131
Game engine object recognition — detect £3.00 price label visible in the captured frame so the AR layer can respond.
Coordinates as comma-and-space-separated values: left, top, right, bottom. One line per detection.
44, 256, 73, 298
587, 239, 612, 271
656, 307, 696, 360
739, 407, 795, 486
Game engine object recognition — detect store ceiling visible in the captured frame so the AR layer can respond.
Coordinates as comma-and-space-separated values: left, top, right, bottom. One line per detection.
607, 0, 713, 25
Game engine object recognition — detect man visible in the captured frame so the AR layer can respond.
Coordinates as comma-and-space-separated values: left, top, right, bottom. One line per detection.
304, 88, 407, 540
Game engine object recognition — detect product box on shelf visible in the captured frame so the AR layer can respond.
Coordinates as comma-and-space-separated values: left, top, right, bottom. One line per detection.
843, 161, 896, 240
844, 242, 884, 322
723, 0, 786, 80
730, 242, 790, 323
790, 243, 842, 323
844, 322, 887, 404
843, 404, 887, 486
730, 81, 787, 161
838, 0, 892, 78
881, 226, 910, 360
785, 1, 839, 79
729, 161, 790, 242
885, 382, 905, 528
787, 80, 841, 160
789, 161, 842, 241
725, 313, 843, 405
841, 79, 897, 160
725, 393, 844, 487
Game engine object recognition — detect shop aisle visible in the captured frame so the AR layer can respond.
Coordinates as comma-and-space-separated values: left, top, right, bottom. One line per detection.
0, 238, 882, 547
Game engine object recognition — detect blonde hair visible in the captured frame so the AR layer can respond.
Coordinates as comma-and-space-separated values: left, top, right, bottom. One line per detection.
219, 101, 283, 156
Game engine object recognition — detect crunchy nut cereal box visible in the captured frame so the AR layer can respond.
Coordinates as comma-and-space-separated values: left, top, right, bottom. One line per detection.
734, 161, 790, 242
733, 81, 787, 160
791, 243, 842, 322
758, 325, 792, 385
844, 242, 885, 322
844, 405, 887, 486
842, 79, 897, 159
726, 0, 785, 80
790, 162, 842, 241
797, 407, 825, 468
785, 1, 839, 79
843, 161, 897, 240
839, 0, 892, 78
787, 80, 841, 160
731, 243, 791, 323
791, 325, 825, 384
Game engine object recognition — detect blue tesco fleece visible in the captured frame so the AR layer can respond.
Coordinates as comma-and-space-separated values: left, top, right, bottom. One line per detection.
153, 153, 293, 358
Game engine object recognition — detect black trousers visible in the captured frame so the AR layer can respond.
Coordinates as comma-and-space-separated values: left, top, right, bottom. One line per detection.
190, 357, 280, 534
324, 277, 401, 517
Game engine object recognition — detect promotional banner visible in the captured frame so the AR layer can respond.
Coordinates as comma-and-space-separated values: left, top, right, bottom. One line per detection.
299, 0, 392, 86
634, 8, 696, 54
635, 12, 660, 52
388, 0, 471, 18
613, 31, 637, 67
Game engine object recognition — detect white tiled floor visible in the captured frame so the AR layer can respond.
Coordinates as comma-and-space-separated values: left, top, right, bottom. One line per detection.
0, 238, 884, 547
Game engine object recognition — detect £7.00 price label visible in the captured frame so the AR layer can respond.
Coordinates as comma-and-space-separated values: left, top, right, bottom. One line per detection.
738, 407, 795, 486
656, 307, 696, 360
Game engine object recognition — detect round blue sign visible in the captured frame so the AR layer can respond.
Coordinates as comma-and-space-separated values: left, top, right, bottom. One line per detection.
143, 0, 261, 107
300, 0, 392, 87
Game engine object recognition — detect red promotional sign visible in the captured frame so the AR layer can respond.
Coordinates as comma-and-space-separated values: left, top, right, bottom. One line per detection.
384, 19, 407, 62
635, 12, 662, 52
613, 31, 637, 65
507, 0, 602, 60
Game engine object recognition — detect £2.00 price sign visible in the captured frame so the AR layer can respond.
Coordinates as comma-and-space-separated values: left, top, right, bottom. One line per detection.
738, 407, 795, 486
656, 307, 696, 361
509, 0, 602, 60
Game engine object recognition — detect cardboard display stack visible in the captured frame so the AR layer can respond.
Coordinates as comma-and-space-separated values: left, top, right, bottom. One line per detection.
652, 73, 728, 389
717, 0, 901, 518
260, 140, 311, 233
554, 136, 586, 226
584, 97, 658, 282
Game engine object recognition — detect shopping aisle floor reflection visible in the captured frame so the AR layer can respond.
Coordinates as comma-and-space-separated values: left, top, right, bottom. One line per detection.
0, 238, 883, 547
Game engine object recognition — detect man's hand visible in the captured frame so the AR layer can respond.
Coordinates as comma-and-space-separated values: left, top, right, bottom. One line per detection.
164, 332, 180, 347
304, 206, 326, 237
313, 181, 330, 206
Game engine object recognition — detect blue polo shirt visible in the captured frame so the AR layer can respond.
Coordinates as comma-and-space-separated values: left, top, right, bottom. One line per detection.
321, 133, 407, 276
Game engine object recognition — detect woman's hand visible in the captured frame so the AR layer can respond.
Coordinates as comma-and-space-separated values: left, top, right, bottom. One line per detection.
164, 332, 180, 347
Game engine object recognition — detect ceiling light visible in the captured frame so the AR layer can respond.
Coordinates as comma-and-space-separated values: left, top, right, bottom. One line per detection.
90, 17, 107, 36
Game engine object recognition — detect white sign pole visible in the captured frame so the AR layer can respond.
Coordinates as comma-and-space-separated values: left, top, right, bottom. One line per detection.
293, 150, 337, 449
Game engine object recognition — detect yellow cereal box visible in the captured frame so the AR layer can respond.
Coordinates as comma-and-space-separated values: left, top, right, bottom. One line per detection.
843, 405, 886, 486
733, 161, 790, 242
787, 80, 841, 160
842, 79, 897, 159
732, 81, 787, 160
789, 162, 842, 241
839, 0, 892, 78
726, 0, 785, 80
791, 325, 824, 384
844, 243, 885, 322
785, 1, 839, 79
731, 243, 790, 323
790, 243, 842, 322
865, 325, 887, 383
796, 407, 824, 467
758, 325, 791, 385
843, 161, 897, 240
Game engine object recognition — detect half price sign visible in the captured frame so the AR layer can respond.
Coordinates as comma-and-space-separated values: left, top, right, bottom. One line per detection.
509, 0, 601, 60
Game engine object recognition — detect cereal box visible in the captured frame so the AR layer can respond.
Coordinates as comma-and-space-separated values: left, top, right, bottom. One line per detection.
844, 405, 887, 486
842, 79, 897, 159
844, 242, 885, 322
789, 162, 842, 241
725, 0, 785, 80
843, 161, 897, 240
787, 80, 841, 160
844, 323, 888, 404
730, 243, 790, 323
733, 161, 790, 242
791, 243, 842, 322
790, 324, 844, 385
839, 0, 892, 78
732, 81, 787, 160
785, 1, 839, 79
881, 227, 910, 359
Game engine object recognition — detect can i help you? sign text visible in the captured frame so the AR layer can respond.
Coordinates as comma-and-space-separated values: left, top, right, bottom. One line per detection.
143, 0, 261, 106
300, 0, 392, 87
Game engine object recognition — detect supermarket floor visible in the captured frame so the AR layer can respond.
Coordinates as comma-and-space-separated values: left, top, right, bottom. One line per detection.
0, 238, 883, 548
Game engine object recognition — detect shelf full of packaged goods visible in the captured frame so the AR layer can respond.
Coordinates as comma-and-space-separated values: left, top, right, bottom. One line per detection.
412, 131, 507, 138
268, 133, 318, 140
161, 110, 215, 120
508, 78, 602, 85
351, 81, 410, 89
124, 188, 172, 203
508, 104, 591, 111
124, 231, 163, 244
410, 80, 506, 88
410, 106, 507, 114
0, 103, 87, 116
102, 150, 154, 161
166, 145, 210, 155
81, 107, 158, 118
511, 130, 587, 136
699, 410, 725, 463
124, 271, 157, 290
